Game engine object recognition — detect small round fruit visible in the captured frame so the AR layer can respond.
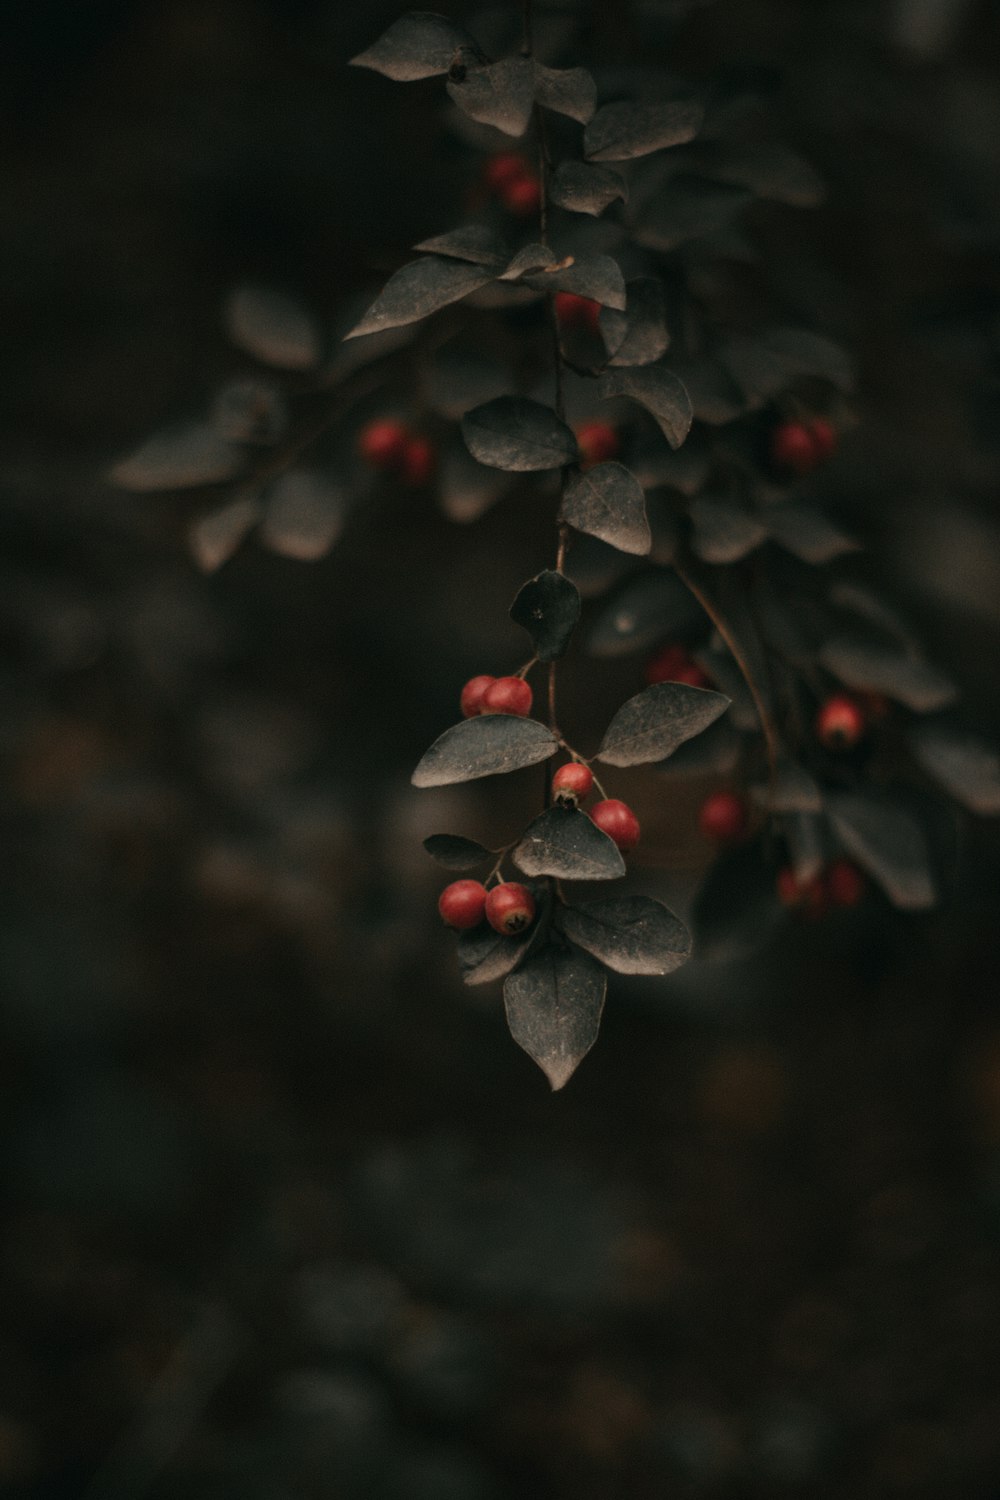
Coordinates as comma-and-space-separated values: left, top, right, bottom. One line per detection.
438, 880, 488, 930
485, 881, 536, 935
771, 420, 818, 476
698, 790, 748, 844
645, 644, 690, 685
481, 676, 533, 716
501, 174, 542, 216
808, 417, 838, 462
552, 762, 594, 807
589, 798, 641, 854
776, 866, 828, 920
576, 420, 619, 468
555, 291, 601, 333
825, 858, 866, 907
460, 675, 496, 718
815, 694, 867, 751
358, 418, 408, 469
401, 435, 436, 486
483, 152, 526, 191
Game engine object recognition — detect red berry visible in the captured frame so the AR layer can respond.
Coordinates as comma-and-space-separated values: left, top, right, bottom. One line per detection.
808, 417, 838, 462
460, 674, 496, 718
671, 662, 712, 689
485, 881, 536, 935
481, 676, 533, 716
483, 152, 526, 191
358, 418, 408, 469
698, 790, 748, 844
645, 644, 690, 685
815, 694, 867, 751
576, 420, 619, 468
771, 421, 819, 476
501, 174, 542, 217
438, 879, 488, 930
400, 434, 436, 486
552, 762, 594, 807
776, 866, 828, 920
589, 798, 641, 854
555, 292, 601, 334
825, 858, 866, 907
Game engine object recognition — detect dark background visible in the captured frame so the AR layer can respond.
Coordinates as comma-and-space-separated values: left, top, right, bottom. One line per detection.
3, 2, 1000, 1496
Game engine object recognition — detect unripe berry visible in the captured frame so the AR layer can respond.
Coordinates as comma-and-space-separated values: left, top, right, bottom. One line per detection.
483, 152, 526, 191
555, 292, 601, 334
358, 418, 408, 469
776, 866, 828, 920
771, 420, 819, 476
645, 644, 690, 685
485, 881, 536, 935
501, 174, 542, 217
698, 790, 748, 844
400, 434, 436, 486
815, 693, 867, 751
589, 798, 641, 854
825, 858, 866, 907
481, 676, 533, 716
808, 417, 838, 462
576, 419, 620, 468
460, 674, 496, 718
552, 762, 594, 807
438, 879, 488, 930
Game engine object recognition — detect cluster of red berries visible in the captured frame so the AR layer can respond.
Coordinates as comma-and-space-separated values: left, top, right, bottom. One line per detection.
482, 152, 542, 217
551, 761, 641, 852
438, 878, 536, 935
777, 858, 866, 918
357, 418, 435, 486
770, 416, 838, 476
644, 643, 712, 689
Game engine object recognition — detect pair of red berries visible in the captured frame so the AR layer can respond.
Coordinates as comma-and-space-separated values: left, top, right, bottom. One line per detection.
770, 417, 838, 477
482, 153, 542, 217
551, 761, 641, 853
645, 643, 712, 690
777, 858, 865, 917
460, 674, 533, 718
358, 419, 436, 486
815, 694, 867, 751
439, 878, 536, 934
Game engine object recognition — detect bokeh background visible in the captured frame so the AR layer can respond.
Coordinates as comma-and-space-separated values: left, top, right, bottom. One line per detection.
3, 1, 1000, 1495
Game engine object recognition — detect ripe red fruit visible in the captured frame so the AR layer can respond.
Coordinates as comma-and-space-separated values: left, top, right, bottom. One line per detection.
771, 420, 819, 476
483, 152, 526, 191
645, 644, 690, 685
698, 790, 748, 844
576, 420, 619, 468
808, 417, 838, 462
358, 418, 408, 469
481, 676, 533, 716
552, 762, 594, 807
815, 694, 867, 751
776, 866, 828, 920
555, 292, 602, 334
589, 798, 641, 854
485, 881, 536, 935
825, 858, 866, 907
460, 675, 496, 718
438, 880, 488, 930
501, 174, 542, 216
400, 434, 436, 486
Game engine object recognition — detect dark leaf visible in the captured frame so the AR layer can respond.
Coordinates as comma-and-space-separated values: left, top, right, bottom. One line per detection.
526, 253, 627, 311
512, 805, 626, 881
657, 715, 741, 776
828, 580, 919, 650
783, 811, 827, 885
500, 243, 558, 280
509, 570, 581, 662
461, 396, 578, 471
423, 834, 493, 870
188, 497, 260, 574
413, 223, 509, 266
534, 63, 596, 124
561, 462, 651, 555
721, 334, 795, 408
826, 793, 936, 909
631, 434, 710, 494
597, 681, 730, 766
224, 284, 322, 369
752, 758, 823, 814
633, 176, 751, 252
599, 276, 670, 367
438, 444, 509, 522
599, 365, 693, 449
549, 161, 627, 217
908, 723, 1000, 815
587, 570, 704, 657
666, 355, 745, 424
447, 57, 535, 138
767, 505, 859, 564
693, 841, 783, 961
110, 422, 244, 492
584, 100, 703, 162
762, 327, 854, 392
345, 256, 494, 340
210, 379, 288, 444
689, 493, 767, 564
503, 946, 607, 1090
261, 470, 344, 561
693, 645, 757, 730
350, 12, 480, 81
412, 714, 559, 787
562, 895, 691, 975
458, 924, 532, 986
819, 636, 958, 712
706, 141, 825, 207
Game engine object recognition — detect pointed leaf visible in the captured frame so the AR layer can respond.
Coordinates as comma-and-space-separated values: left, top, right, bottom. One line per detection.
908, 723, 1000, 815
210, 379, 288, 444
188, 497, 261, 574
350, 12, 480, 81
224, 285, 322, 370
752, 759, 823, 814
562, 895, 691, 975
584, 100, 703, 161
819, 636, 958, 712
767, 505, 859, 564
345, 256, 494, 340
598, 366, 693, 449
412, 714, 559, 787
423, 834, 493, 870
458, 924, 532, 986
447, 57, 535, 138
509, 570, 581, 662
762, 327, 853, 392
426, 348, 509, 420
500, 243, 558, 280
587, 570, 704, 657
512, 805, 626, 881
526, 253, 626, 311
827, 793, 936, 910
549, 162, 627, 217
634, 176, 752, 252
690, 494, 767, 564
413, 223, 509, 266
110, 422, 244, 492
503, 946, 607, 1090
261, 470, 344, 561
693, 841, 784, 961
657, 715, 741, 776
534, 63, 596, 124
597, 681, 731, 766
599, 277, 670, 367
562, 462, 650, 555
461, 396, 578, 471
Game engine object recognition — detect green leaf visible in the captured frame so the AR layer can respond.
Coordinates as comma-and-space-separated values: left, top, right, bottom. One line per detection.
509, 570, 581, 662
